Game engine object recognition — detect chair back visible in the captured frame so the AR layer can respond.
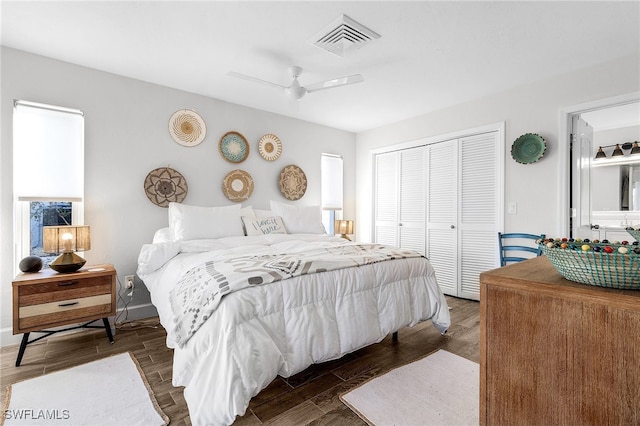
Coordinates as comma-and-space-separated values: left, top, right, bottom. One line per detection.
498, 232, 546, 267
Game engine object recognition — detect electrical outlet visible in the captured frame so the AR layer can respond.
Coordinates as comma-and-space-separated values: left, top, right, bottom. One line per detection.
124, 275, 135, 289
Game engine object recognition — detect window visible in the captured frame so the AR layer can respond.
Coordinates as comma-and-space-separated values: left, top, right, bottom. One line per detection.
321, 153, 343, 234
13, 100, 84, 269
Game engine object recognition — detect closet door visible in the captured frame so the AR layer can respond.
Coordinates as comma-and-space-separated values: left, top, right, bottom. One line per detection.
458, 132, 500, 299
399, 147, 426, 254
373, 147, 426, 253
374, 151, 399, 246
427, 132, 500, 300
426, 139, 458, 295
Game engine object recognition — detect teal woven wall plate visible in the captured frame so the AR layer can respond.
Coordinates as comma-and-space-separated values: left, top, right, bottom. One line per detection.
511, 133, 546, 164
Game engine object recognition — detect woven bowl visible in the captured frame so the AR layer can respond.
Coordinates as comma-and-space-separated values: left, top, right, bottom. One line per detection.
627, 228, 640, 242
541, 242, 640, 290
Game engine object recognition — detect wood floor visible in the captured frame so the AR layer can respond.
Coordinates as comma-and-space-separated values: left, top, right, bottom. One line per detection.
0, 296, 479, 425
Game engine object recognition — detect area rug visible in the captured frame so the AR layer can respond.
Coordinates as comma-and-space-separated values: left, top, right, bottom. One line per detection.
340, 349, 478, 426
2, 352, 169, 426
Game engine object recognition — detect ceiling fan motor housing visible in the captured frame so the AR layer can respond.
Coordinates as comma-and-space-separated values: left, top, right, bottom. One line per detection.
285, 76, 305, 100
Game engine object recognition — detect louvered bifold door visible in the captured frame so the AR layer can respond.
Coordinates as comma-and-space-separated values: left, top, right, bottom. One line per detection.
374, 151, 399, 246
459, 132, 500, 300
399, 147, 427, 254
426, 139, 458, 296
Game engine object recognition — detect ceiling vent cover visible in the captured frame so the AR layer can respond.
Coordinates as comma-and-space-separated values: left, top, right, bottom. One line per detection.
312, 14, 381, 57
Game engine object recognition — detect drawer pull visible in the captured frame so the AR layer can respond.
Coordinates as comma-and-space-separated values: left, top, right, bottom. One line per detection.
58, 301, 79, 307
58, 281, 78, 287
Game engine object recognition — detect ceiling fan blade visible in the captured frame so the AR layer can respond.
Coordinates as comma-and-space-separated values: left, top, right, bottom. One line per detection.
304, 74, 364, 93
227, 71, 287, 90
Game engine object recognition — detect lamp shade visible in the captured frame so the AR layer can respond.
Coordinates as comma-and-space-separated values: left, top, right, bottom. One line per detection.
43, 225, 91, 254
612, 144, 624, 156
335, 220, 354, 235
594, 147, 607, 159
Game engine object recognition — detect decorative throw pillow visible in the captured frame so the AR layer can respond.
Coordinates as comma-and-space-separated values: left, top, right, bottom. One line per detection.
168, 203, 243, 241
241, 216, 287, 236
269, 200, 326, 234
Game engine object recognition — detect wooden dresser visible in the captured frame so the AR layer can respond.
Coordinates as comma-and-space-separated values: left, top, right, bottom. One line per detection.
479, 256, 639, 425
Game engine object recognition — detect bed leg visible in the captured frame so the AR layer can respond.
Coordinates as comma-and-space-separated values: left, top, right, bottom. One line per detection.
392, 331, 398, 342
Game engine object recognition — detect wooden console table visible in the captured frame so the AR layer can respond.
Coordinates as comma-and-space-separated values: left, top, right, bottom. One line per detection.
479, 256, 639, 425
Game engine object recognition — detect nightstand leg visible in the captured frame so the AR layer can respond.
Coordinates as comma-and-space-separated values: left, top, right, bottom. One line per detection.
102, 318, 114, 344
16, 333, 30, 367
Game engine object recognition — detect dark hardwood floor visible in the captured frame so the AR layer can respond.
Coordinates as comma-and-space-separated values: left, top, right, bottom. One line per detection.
0, 296, 479, 425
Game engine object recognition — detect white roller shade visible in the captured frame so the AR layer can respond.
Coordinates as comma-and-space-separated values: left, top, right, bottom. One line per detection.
321, 153, 343, 210
13, 100, 84, 201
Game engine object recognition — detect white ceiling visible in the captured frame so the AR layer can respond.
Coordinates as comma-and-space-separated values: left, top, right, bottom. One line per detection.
2, 1, 639, 133
581, 102, 640, 131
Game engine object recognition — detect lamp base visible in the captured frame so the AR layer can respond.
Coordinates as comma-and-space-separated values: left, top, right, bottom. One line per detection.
49, 252, 86, 273
340, 234, 351, 241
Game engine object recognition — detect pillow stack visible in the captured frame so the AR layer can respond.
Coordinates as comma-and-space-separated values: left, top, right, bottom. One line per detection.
164, 201, 327, 241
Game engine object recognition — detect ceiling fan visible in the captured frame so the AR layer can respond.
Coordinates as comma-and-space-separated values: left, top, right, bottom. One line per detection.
228, 66, 364, 101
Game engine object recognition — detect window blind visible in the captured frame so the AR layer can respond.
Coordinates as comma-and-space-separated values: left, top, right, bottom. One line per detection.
321, 153, 343, 210
13, 100, 84, 201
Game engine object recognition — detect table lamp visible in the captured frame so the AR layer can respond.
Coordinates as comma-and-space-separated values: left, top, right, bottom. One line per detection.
335, 220, 354, 240
43, 225, 91, 273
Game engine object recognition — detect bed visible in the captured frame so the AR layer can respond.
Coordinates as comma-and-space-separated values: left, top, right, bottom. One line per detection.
136, 201, 451, 425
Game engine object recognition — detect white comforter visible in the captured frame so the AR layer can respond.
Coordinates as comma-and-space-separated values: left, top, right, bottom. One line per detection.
137, 234, 451, 426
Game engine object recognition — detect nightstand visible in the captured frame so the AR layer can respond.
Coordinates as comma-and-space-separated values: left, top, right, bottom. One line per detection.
12, 264, 117, 366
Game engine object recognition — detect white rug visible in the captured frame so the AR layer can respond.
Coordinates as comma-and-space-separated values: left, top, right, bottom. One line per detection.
2, 352, 169, 426
341, 349, 479, 426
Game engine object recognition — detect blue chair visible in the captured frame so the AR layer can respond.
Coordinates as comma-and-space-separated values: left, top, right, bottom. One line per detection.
498, 232, 546, 267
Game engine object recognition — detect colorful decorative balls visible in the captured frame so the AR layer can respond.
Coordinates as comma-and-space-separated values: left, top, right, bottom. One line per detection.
540, 237, 637, 256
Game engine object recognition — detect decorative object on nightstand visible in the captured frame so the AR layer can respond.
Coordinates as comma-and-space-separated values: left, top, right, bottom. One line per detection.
12, 264, 117, 366
18, 256, 43, 273
43, 225, 91, 273
335, 220, 354, 240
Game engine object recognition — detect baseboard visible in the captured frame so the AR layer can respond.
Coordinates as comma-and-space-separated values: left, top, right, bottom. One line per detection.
114, 302, 158, 326
0, 302, 158, 348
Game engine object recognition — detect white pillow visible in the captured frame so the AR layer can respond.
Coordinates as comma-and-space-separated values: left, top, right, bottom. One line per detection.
254, 209, 272, 218
239, 205, 255, 218
168, 203, 243, 241
269, 200, 326, 234
241, 216, 287, 236
152, 227, 172, 243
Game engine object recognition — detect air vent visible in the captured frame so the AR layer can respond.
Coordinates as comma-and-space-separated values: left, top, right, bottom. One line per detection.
312, 14, 381, 57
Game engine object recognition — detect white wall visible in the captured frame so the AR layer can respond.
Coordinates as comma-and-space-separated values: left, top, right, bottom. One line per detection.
0, 47, 356, 346
355, 54, 640, 243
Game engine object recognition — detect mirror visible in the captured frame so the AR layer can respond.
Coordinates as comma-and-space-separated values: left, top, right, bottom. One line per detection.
572, 101, 640, 238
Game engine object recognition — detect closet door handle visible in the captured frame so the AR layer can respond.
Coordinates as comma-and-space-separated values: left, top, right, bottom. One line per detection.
398, 223, 403, 227
450, 225, 455, 229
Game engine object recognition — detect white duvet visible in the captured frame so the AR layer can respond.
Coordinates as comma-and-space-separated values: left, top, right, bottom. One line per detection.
137, 234, 451, 426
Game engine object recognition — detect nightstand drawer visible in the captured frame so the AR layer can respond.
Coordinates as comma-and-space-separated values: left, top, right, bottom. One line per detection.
18, 294, 113, 330
17, 275, 112, 307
